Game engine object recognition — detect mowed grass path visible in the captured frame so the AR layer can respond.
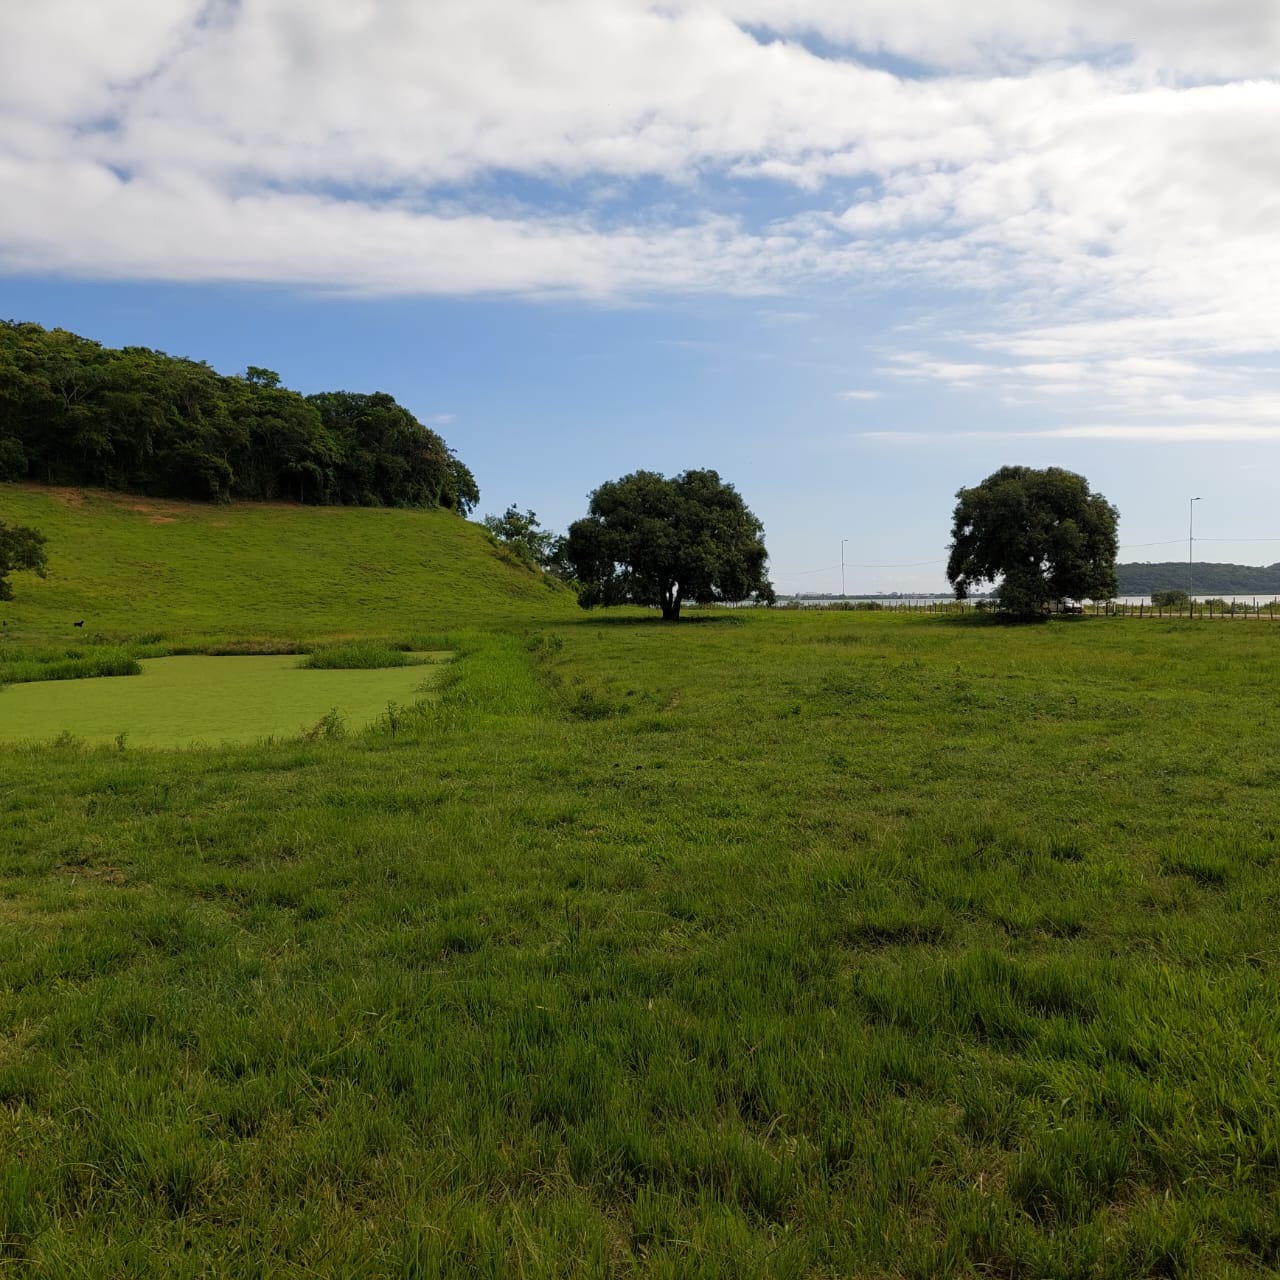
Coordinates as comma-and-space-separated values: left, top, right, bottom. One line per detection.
3, 608, 1280, 1277
0, 654, 451, 747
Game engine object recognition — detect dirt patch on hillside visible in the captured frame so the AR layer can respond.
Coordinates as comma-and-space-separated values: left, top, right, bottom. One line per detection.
45, 486, 85, 506
116, 497, 188, 523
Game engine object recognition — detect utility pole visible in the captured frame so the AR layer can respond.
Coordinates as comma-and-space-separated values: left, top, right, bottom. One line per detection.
1189, 496, 1201, 611
841, 539, 848, 599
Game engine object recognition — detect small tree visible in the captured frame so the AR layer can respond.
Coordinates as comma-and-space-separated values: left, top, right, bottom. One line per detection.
1151, 589, 1189, 609
947, 466, 1118, 618
565, 469, 772, 621
0, 520, 48, 601
483, 505, 557, 570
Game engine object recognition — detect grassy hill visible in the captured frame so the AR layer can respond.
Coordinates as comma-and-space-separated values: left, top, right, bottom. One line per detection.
0, 482, 574, 639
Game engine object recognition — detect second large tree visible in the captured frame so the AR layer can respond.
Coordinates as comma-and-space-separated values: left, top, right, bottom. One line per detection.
947, 465, 1119, 616
565, 469, 772, 621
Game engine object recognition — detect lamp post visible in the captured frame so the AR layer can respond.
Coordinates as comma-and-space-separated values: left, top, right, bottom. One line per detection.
1189, 497, 1201, 611
841, 539, 848, 599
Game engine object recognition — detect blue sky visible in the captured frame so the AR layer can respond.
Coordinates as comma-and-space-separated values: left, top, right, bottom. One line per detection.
3, 2, 1279, 593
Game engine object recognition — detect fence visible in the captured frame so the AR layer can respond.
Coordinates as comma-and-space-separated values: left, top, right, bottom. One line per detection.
774, 597, 1280, 618
1078, 598, 1280, 619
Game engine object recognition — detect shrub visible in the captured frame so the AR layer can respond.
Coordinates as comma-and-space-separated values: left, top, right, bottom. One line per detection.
302, 643, 414, 670
0, 649, 142, 686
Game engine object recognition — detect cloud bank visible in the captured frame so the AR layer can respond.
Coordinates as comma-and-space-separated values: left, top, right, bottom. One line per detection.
1, 1, 1276, 440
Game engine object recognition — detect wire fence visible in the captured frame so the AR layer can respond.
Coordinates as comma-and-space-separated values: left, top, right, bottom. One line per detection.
1076, 598, 1280, 620
771, 597, 1280, 619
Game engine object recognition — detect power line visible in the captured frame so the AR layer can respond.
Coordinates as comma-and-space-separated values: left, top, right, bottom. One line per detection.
776, 563, 842, 576
774, 557, 947, 575
775, 534, 1280, 580
847, 559, 948, 569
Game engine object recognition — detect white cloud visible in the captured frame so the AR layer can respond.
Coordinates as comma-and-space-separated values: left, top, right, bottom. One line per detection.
863, 420, 1280, 444
0, 0, 1277, 444
0, 158, 821, 296
713, 0, 1280, 76
838, 390, 883, 400
882, 354, 992, 384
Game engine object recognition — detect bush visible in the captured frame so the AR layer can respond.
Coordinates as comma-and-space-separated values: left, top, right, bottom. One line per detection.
301, 642, 417, 670
1151, 590, 1189, 609
0, 649, 142, 686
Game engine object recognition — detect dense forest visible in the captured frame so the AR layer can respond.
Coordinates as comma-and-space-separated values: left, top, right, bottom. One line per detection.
0, 321, 478, 512
1117, 561, 1280, 595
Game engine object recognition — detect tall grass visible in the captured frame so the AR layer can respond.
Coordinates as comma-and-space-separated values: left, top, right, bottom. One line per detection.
0, 645, 141, 686
301, 641, 418, 669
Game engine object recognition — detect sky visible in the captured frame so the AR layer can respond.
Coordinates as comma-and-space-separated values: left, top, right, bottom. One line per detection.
2, 1, 1279, 594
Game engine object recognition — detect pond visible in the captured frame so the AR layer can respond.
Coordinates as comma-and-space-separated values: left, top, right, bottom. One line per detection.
0, 653, 451, 748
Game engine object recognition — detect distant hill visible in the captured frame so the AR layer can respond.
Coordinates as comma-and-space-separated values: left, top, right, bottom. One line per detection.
0, 483, 573, 637
1117, 561, 1280, 595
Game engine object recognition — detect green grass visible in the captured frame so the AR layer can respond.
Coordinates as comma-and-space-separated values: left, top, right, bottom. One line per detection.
0, 482, 575, 639
302, 641, 436, 669
0, 646, 141, 685
0, 654, 450, 747
1, 485, 1279, 1276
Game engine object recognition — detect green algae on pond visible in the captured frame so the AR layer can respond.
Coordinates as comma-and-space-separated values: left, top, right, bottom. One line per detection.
0, 653, 450, 748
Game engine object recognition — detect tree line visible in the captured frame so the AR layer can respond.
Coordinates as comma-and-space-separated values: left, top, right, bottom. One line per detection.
0, 322, 478, 512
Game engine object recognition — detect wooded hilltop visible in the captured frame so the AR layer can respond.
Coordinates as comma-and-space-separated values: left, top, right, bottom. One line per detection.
0, 321, 478, 512
1116, 561, 1280, 595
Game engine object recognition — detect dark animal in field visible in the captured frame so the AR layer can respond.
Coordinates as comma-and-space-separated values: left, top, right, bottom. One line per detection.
73, 620, 84, 627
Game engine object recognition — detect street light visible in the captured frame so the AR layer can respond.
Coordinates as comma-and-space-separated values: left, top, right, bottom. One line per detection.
841, 539, 849, 599
1189, 497, 1201, 608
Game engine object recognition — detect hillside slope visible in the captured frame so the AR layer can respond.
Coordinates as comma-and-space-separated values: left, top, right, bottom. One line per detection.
0, 483, 574, 637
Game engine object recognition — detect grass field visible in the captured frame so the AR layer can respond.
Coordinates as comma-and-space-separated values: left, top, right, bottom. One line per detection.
2, 485, 1279, 1276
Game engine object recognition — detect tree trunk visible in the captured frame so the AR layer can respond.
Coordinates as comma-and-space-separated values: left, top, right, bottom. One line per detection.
660, 584, 682, 621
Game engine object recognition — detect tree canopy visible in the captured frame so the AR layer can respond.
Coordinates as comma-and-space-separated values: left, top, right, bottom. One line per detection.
565, 469, 773, 621
0, 321, 477, 514
947, 466, 1119, 617
483, 505, 564, 574
0, 519, 48, 602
